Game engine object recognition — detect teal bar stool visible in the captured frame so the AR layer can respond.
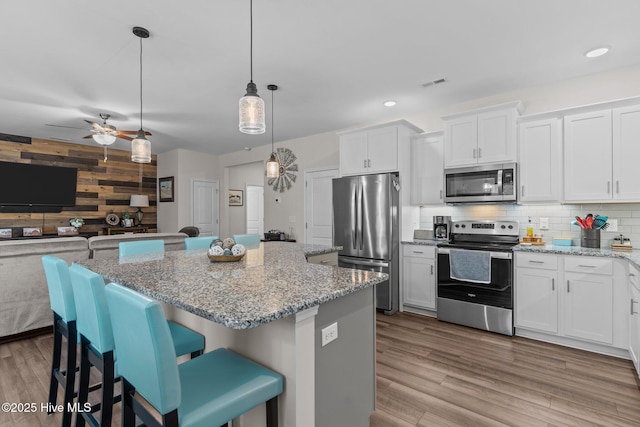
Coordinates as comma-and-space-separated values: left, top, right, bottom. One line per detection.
184, 235, 218, 250
119, 239, 164, 257
42, 255, 77, 427
105, 283, 283, 427
69, 264, 206, 427
232, 233, 261, 248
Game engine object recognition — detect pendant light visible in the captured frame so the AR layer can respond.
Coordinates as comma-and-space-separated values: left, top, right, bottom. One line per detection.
239, 0, 265, 134
266, 84, 279, 178
131, 26, 151, 163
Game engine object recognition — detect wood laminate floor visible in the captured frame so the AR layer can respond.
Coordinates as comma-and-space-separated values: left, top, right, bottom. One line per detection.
1, 312, 639, 426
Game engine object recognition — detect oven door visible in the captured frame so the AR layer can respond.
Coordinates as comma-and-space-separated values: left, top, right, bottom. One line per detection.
437, 247, 512, 309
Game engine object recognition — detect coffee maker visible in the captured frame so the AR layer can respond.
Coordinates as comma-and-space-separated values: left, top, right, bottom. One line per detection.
433, 216, 452, 240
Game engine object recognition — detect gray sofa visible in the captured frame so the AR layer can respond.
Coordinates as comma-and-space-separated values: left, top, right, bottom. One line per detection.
0, 232, 187, 339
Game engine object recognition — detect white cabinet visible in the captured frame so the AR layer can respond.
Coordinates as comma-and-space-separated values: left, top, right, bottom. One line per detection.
518, 117, 562, 203
401, 245, 436, 310
410, 132, 444, 205
564, 271, 613, 345
339, 125, 404, 176
515, 253, 559, 334
564, 104, 640, 202
443, 102, 521, 168
629, 263, 640, 375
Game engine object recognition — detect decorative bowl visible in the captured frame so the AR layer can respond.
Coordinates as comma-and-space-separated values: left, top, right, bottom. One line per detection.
208, 254, 245, 262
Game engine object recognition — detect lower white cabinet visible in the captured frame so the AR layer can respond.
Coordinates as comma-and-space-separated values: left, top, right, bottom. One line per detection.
629, 264, 640, 375
402, 245, 436, 310
515, 253, 627, 354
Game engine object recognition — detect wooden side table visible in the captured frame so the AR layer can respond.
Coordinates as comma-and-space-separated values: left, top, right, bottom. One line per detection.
105, 226, 149, 235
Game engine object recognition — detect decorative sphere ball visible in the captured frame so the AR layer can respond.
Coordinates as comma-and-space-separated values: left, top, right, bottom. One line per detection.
212, 239, 224, 248
231, 244, 246, 256
223, 248, 232, 256
222, 238, 236, 249
209, 245, 224, 256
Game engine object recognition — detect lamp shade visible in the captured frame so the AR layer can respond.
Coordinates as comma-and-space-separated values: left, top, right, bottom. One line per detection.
130, 195, 149, 207
92, 134, 116, 145
131, 130, 151, 163
266, 153, 279, 178
239, 82, 265, 134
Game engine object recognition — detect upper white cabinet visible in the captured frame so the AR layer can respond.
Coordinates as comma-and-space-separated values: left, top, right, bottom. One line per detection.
518, 117, 563, 203
443, 102, 521, 168
564, 103, 640, 202
410, 131, 444, 205
339, 121, 421, 176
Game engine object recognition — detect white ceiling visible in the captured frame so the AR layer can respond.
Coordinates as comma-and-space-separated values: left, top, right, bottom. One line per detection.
2, 0, 640, 156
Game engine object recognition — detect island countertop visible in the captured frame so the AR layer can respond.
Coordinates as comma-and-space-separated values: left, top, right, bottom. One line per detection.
78, 242, 387, 330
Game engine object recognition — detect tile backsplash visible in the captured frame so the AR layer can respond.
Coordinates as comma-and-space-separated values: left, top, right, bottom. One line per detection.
419, 203, 640, 247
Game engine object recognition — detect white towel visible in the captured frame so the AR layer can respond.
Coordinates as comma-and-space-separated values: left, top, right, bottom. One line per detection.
449, 249, 491, 284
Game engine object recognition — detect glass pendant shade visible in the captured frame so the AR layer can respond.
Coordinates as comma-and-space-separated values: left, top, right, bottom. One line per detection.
131, 130, 151, 163
266, 153, 279, 178
239, 83, 265, 134
92, 133, 116, 145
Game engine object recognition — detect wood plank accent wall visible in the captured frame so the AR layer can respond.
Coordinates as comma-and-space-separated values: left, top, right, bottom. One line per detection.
0, 137, 157, 236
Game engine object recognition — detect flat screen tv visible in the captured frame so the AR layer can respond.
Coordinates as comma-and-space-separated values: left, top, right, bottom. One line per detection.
0, 161, 78, 212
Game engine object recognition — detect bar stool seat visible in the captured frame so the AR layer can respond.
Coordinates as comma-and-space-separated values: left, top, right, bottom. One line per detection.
105, 283, 283, 427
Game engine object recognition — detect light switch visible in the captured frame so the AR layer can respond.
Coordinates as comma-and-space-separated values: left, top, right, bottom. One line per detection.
540, 217, 549, 230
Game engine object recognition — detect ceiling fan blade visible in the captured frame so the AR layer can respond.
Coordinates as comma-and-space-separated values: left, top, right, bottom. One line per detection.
82, 134, 94, 139
118, 130, 152, 136
117, 134, 134, 141
45, 123, 87, 130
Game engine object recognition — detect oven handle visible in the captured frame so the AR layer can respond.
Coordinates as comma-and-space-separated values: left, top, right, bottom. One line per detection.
437, 247, 512, 259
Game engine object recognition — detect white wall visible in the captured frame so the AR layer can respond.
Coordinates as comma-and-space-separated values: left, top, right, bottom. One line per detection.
227, 161, 265, 236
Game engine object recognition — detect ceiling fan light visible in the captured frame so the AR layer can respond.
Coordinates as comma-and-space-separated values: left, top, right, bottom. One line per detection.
239, 83, 265, 134
92, 133, 116, 145
266, 153, 279, 178
131, 130, 151, 163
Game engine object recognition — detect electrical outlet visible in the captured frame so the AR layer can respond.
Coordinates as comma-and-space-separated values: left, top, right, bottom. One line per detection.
606, 219, 618, 232
540, 217, 549, 230
321, 322, 338, 347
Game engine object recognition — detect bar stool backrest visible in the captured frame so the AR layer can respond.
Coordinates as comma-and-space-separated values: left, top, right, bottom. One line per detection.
42, 255, 76, 322
184, 235, 219, 250
119, 239, 165, 257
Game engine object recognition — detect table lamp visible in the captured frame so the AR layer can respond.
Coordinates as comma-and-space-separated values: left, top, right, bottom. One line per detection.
130, 195, 149, 225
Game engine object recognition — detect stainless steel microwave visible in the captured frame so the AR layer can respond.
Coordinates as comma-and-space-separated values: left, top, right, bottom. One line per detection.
444, 162, 517, 203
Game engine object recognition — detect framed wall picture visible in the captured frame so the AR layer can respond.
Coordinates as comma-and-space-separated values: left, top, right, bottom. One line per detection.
159, 176, 174, 202
228, 189, 243, 206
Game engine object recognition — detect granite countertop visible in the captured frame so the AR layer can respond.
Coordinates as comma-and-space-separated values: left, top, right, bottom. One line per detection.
401, 239, 442, 247
514, 244, 640, 269
79, 242, 385, 330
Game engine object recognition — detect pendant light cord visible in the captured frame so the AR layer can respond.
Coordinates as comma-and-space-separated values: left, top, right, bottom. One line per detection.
139, 36, 143, 129
250, 0, 253, 83
271, 86, 274, 153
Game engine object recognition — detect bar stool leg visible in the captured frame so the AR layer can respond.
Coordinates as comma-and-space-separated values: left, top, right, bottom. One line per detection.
61, 321, 77, 427
266, 397, 278, 427
75, 339, 90, 427
100, 351, 115, 427
47, 314, 63, 414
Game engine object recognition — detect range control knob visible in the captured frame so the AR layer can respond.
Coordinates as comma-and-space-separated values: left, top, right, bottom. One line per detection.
461, 224, 466, 228
508, 225, 514, 229
501, 225, 506, 229
455, 224, 460, 228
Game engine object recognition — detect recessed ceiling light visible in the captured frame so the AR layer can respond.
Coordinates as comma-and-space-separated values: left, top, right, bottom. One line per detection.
585, 47, 609, 58
383, 100, 397, 107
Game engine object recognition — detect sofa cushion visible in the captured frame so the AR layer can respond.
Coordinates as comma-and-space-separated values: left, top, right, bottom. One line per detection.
88, 233, 188, 259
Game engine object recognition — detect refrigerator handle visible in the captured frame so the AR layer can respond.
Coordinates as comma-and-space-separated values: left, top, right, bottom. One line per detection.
359, 183, 364, 250
352, 185, 358, 250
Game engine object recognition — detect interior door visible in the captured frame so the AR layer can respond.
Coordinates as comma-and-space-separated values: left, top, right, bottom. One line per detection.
305, 169, 338, 245
245, 185, 264, 236
192, 179, 219, 237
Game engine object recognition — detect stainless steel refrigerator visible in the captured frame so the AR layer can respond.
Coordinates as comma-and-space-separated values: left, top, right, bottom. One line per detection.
333, 172, 399, 314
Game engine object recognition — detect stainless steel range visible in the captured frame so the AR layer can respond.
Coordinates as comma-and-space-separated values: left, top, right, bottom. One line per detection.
436, 220, 519, 336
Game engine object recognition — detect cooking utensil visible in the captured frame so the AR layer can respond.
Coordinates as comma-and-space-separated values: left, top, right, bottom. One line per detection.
593, 215, 609, 230
575, 216, 586, 229
585, 216, 594, 229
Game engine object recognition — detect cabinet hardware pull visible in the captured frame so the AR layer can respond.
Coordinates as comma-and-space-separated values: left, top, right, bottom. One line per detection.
412, 251, 424, 254
578, 265, 596, 268
630, 273, 636, 277
430, 265, 434, 275
320, 260, 330, 264
522, 185, 525, 197
363, 159, 367, 168
552, 278, 555, 291
440, 190, 443, 199
616, 180, 620, 194
528, 260, 544, 264
567, 280, 570, 292
473, 148, 477, 159
478, 148, 482, 158
607, 181, 610, 193
632, 299, 638, 315
367, 159, 371, 168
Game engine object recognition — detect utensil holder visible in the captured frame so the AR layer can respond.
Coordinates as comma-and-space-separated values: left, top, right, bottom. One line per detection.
580, 229, 601, 248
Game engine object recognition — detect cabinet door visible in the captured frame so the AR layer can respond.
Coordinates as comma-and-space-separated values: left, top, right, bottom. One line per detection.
444, 115, 477, 167
410, 133, 444, 205
402, 255, 436, 310
518, 118, 562, 202
613, 105, 640, 201
477, 108, 516, 164
563, 110, 612, 201
515, 268, 558, 334
564, 272, 613, 344
367, 127, 398, 173
629, 283, 640, 374
339, 132, 368, 176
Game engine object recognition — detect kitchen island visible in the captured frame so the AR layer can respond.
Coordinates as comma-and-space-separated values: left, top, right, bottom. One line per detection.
79, 242, 386, 427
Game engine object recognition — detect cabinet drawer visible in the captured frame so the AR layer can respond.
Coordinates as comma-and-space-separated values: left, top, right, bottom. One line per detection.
564, 256, 613, 275
402, 245, 435, 259
307, 252, 338, 266
516, 253, 558, 270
